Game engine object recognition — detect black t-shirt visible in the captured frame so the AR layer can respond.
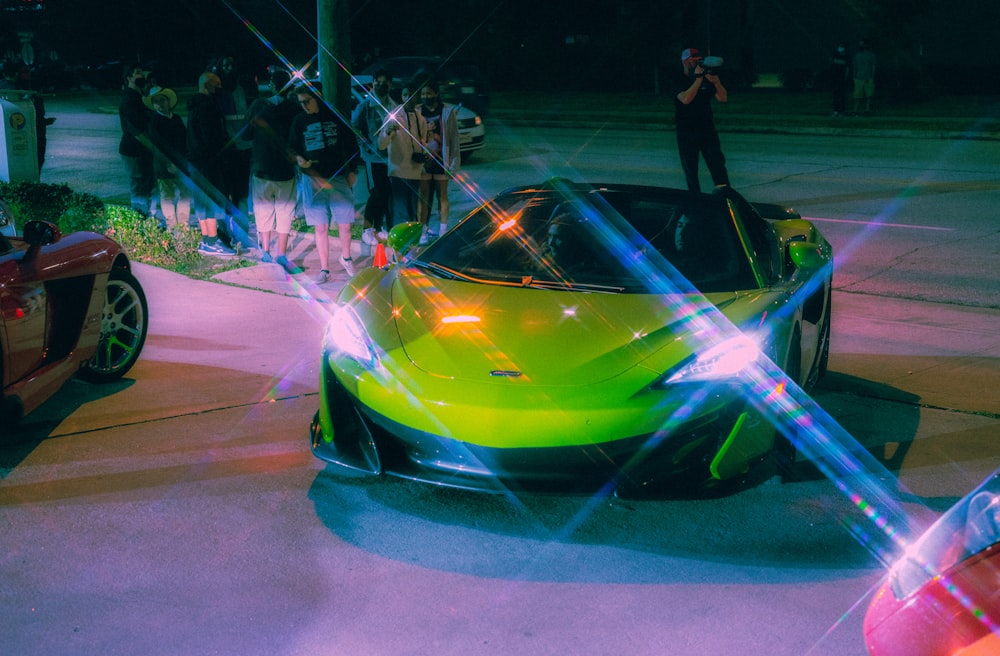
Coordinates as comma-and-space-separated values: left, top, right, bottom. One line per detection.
247, 95, 299, 181
419, 103, 444, 173
420, 104, 443, 156
673, 71, 718, 132
289, 106, 359, 180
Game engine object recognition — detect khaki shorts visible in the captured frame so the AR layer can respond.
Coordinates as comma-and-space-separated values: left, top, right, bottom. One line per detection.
853, 78, 875, 99
252, 176, 296, 234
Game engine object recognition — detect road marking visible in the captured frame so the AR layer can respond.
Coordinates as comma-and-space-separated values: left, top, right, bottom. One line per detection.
803, 216, 954, 231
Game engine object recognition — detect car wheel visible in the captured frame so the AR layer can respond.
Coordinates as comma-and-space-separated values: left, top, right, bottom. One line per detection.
79, 267, 149, 383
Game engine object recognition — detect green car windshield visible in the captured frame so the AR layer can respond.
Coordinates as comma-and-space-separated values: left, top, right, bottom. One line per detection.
414, 189, 759, 294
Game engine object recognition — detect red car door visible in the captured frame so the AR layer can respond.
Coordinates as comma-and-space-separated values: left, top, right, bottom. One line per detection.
0, 237, 50, 389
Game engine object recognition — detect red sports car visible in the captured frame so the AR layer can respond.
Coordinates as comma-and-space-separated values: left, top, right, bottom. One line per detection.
0, 217, 148, 428
864, 468, 1000, 656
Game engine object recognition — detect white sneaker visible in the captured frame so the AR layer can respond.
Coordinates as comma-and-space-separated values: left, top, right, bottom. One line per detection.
418, 225, 430, 246
438, 223, 447, 234
361, 228, 377, 245
340, 256, 357, 276
314, 269, 329, 284
376, 230, 388, 242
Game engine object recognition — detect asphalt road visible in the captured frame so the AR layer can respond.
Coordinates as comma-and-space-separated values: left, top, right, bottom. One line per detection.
1, 94, 998, 656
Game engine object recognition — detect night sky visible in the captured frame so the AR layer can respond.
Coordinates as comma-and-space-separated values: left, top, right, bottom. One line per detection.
1, 0, 994, 92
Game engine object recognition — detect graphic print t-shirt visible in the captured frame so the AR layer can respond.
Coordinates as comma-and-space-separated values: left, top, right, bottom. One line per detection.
289, 107, 358, 180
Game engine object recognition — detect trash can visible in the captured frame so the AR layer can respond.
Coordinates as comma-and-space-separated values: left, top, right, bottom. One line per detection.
0, 91, 39, 183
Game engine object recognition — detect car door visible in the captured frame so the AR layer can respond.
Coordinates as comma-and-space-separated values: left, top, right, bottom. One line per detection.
0, 234, 49, 389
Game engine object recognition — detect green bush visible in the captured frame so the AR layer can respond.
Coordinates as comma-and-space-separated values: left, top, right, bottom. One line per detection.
0, 181, 105, 233
0, 181, 254, 280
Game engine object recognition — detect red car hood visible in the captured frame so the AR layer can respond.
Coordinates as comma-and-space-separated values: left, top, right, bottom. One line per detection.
389, 270, 738, 386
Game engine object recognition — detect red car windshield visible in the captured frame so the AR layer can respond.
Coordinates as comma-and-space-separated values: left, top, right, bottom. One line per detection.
890, 469, 1000, 599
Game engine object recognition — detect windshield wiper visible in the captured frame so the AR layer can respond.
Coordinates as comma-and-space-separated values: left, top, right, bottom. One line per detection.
520, 277, 625, 294
412, 260, 526, 286
412, 261, 624, 293
410, 260, 477, 282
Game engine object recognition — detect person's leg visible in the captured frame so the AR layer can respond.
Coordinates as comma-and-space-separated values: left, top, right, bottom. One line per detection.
701, 130, 730, 188
371, 162, 392, 231
274, 178, 297, 259
676, 130, 701, 193
389, 176, 408, 226
314, 225, 330, 272
201, 218, 218, 238
158, 179, 177, 229
301, 177, 329, 272
338, 225, 352, 261
433, 177, 449, 234
122, 155, 151, 215
251, 177, 270, 255
417, 176, 433, 225
191, 165, 231, 252
331, 177, 356, 275
176, 185, 191, 230
140, 155, 155, 217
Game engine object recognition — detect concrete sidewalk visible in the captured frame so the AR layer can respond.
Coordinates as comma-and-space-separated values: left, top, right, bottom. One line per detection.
210, 229, 387, 298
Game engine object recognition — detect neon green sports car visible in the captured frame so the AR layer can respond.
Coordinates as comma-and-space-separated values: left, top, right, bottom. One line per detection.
310, 181, 833, 494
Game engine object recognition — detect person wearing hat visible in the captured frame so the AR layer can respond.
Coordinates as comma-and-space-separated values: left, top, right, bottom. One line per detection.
145, 86, 190, 232
673, 47, 730, 193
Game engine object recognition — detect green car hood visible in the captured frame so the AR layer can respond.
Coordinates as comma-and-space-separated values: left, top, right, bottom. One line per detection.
389, 270, 748, 387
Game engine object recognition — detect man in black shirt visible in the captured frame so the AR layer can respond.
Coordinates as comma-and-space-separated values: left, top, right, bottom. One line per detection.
187, 71, 234, 255
673, 47, 730, 193
289, 84, 360, 283
246, 67, 300, 269
118, 65, 154, 214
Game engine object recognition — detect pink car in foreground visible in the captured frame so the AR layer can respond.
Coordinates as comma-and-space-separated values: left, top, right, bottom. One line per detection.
864, 468, 1000, 656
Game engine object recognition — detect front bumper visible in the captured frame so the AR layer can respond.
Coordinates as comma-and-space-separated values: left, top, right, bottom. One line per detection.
309, 372, 773, 494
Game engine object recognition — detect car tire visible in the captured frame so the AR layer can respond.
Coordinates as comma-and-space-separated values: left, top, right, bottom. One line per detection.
78, 267, 149, 383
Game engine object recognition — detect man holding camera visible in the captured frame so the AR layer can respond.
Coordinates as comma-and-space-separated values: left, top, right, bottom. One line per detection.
674, 47, 730, 193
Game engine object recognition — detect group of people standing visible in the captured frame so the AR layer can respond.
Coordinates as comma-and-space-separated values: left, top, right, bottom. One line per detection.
117, 60, 460, 283
351, 69, 460, 249
117, 59, 258, 258
830, 39, 877, 117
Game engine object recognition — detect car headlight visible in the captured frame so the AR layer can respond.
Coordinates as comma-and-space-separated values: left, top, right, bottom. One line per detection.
326, 304, 379, 369
658, 334, 761, 386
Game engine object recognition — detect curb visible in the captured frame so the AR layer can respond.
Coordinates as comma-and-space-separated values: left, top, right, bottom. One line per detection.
489, 114, 1000, 141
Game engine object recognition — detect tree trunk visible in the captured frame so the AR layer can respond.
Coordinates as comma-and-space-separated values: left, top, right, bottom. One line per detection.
317, 0, 352, 114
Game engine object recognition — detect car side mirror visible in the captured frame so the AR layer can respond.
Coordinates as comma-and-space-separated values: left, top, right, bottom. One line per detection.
22, 220, 62, 248
787, 240, 827, 271
386, 221, 423, 256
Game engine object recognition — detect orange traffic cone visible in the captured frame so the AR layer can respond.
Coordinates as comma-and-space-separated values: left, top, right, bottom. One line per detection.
372, 242, 388, 268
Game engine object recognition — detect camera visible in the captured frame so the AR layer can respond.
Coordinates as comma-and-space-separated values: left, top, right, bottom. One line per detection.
698, 56, 724, 75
